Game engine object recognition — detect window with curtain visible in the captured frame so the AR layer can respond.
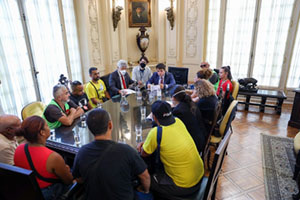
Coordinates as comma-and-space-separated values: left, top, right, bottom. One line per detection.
287, 18, 300, 88
62, 0, 82, 82
222, 0, 256, 80
252, 0, 294, 87
24, 0, 69, 103
0, 0, 82, 115
206, 0, 220, 68
0, 0, 37, 115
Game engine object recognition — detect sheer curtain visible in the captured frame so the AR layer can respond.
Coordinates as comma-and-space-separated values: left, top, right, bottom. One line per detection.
24, 0, 68, 103
222, 0, 256, 80
62, 0, 82, 82
252, 0, 294, 87
206, 0, 221, 68
287, 18, 300, 88
0, 0, 37, 115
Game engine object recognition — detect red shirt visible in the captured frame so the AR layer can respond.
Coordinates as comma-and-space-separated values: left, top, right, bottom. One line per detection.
14, 144, 58, 188
216, 79, 233, 99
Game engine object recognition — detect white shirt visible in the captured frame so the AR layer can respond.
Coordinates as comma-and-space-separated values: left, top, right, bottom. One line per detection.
132, 65, 152, 84
0, 134, 19, 165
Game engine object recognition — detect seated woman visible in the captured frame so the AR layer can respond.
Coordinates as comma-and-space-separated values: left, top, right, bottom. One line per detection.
190, 68, 213, 102
14, 116, 73, 200
216, 66, 233, 99
171, 85, 207, 154
194, 79, 218, 135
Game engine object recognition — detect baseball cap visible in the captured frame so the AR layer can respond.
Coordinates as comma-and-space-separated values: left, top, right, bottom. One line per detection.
151, 100, 175, 126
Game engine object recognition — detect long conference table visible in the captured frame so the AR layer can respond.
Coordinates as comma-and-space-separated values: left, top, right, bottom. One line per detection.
46, 91, 169, 162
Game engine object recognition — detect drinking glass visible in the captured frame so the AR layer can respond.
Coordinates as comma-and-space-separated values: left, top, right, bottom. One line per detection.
73, 131, 81, 146
135, 124, 143, 142
80, 114, 87, 128
140, 106, 146, 120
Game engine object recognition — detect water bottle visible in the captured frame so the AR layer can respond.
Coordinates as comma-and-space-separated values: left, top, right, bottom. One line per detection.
157, 88, 162, 100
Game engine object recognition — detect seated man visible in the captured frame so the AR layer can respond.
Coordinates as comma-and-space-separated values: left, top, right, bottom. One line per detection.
109, 60, 136, 97
0, 114, 21, 165
70, 80, 92, 112
85, 67, 110, 108
43, 84, 84, 129
132, 57, 152, 86
72, 109, 150, 200
137, 101, 204, 198
147, 63, 175, 90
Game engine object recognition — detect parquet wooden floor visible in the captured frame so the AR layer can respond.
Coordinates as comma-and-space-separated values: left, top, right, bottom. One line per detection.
216, 103, 299, 200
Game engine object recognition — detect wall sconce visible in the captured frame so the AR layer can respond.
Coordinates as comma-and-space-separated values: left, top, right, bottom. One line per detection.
112, 0, 123, 31
165, 0, 175, 30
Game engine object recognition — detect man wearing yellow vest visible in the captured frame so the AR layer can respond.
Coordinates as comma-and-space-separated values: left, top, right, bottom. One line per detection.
43, 84, 84, 129
137, 100, 204, 199
85, 67, 110, 108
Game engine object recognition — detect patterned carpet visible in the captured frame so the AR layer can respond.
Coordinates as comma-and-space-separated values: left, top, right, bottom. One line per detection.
261, 133, 298, 200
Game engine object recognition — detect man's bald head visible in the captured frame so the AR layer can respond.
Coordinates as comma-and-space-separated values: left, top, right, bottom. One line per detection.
200, 62, 210, 69
0, 114, 21, 140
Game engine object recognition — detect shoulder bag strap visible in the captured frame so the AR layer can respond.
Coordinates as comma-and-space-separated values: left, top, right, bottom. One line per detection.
89, 81, 100, 99
24, 144, 61, 183
155, 126, 162, 165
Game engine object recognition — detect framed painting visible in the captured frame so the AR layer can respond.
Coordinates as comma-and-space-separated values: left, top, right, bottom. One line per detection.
128, 0, 151, 27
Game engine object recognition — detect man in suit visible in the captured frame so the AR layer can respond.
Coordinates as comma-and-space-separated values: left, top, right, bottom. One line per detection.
147, 63, 176, 90
109, 60, 136, 97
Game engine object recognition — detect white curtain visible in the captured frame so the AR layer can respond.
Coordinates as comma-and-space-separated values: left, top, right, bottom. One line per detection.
206, 0, 220, 68
287, 18, 300, 88
62, 0, 82, 82
0, 0, 37, 115
252, 0, 294, 87
222, 0, 256, 80
24, 0, 68, 104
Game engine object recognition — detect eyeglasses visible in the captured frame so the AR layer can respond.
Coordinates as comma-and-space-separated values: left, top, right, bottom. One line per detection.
200, 64, 207, 68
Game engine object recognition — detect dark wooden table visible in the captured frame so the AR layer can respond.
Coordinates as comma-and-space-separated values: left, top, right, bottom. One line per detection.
46, 92, 170, 161
238, 89, 287, 115
288, 89, 300, 128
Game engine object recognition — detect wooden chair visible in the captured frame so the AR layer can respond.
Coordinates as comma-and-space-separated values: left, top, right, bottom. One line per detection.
100, 73, 112, 97
201, 130, 233, 200
201, 99, 222, 161
231, 80, 239, 100
21, 101, 46, 120
0, 162, 45, 200
210, 100, 238, 146
0, 163, 84, 200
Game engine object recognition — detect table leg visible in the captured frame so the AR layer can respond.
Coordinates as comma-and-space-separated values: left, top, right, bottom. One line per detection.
245, 95, 250, 111
276, 98, 284, 115
260, 97, 267, 112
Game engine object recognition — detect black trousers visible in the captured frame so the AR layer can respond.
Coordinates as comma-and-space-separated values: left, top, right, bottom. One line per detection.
142, 153, 201, 200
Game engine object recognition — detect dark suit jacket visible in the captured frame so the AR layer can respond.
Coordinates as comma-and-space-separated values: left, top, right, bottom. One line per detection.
172, 102, 207, 154
109, 70, 135, 97
146, 72, 176, 89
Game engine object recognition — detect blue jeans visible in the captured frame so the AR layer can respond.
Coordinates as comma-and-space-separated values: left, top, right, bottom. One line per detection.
41, 183, 70, 200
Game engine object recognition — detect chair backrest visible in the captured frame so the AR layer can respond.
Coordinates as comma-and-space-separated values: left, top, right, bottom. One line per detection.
231, 80, 239, 100
219, 100, 238, 137
203, 130, 232, 200
100, 73, 112, 96
168, 66, 189, 85
202, 99, 222, 158
21, 101, 46, 120
0, 163, 44, 200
